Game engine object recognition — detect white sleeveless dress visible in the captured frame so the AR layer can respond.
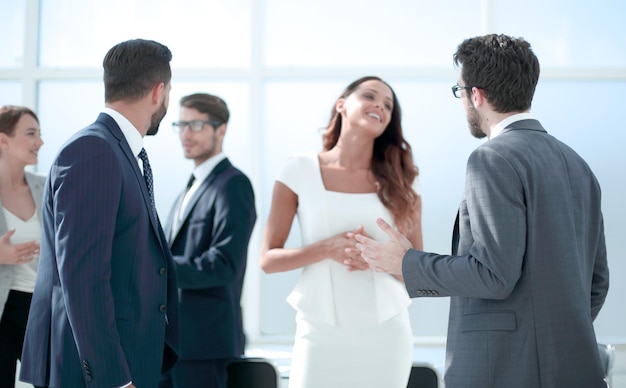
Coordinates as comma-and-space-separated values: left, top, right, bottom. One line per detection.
278, 152, 415, 388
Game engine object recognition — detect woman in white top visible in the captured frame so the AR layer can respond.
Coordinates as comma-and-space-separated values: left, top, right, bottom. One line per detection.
260, 76, 422, 388
0, 105, 45, 388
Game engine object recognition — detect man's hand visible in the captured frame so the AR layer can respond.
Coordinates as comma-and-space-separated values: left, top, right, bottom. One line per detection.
354, 218, 412, 275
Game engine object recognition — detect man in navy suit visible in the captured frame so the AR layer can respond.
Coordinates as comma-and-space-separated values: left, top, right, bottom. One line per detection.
19, 39, 179, 388
160, 93, 256, 388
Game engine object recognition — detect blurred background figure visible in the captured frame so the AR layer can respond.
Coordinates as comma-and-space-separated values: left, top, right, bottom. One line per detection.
161, 93, 256, 388
260, 76, 422, 388
0, 105, 44, 388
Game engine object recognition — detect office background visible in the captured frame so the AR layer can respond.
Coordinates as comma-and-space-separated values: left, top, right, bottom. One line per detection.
2, 0, 625, 385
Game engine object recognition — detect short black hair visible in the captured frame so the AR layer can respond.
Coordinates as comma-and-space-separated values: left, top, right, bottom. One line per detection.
103, 39, 172, 103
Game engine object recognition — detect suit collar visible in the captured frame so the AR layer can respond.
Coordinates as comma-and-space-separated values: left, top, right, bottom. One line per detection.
192, 158, 231, 198
95, 113, 145, 189
191, 153, 227, 185
500, 118, 547, 136
101, 108, 143, 157
490, 112, 534, 139
168, 159, 232, 245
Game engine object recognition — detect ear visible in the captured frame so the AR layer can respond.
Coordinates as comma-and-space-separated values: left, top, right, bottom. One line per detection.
0, 133, 8, 148
335, 98, 345, 114
215, 123, 227, 140
151, 82, 166, 105
471, 87, 486, 108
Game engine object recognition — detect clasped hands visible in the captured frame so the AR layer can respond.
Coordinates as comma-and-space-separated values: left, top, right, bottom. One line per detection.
339, 218, 412, 275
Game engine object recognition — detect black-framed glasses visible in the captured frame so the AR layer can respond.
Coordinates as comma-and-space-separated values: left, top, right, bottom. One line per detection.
451, 84, 474, 98
172, 120, 221, 133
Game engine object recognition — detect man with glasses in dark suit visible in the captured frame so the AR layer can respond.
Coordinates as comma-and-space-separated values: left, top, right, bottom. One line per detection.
160, 93, 256, 388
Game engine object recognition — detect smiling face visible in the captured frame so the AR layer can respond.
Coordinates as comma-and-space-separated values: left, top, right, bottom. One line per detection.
0, 113, 43, 166
336, 79, 394, 138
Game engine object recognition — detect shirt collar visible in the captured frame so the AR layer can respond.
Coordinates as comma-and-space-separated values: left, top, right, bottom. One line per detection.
191, 153, 227, 185
490, 112, 534, 139
102, 107, 144, 157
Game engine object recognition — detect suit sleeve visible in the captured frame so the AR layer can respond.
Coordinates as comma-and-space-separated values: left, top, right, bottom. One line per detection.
52, 136, 131, 384
590, 216, 609, 320
403, 146, 526, 299
173, 174, 257, 289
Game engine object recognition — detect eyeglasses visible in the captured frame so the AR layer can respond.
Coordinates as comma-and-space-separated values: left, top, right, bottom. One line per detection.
451, 84, 486, 98
172, 120, 221, 133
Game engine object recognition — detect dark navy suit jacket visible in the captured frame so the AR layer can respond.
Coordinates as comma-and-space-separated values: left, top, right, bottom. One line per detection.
20, 113, 179, 387
164, 158, 256, 361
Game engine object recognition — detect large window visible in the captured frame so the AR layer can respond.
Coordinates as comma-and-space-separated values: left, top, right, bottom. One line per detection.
1, 0, 625, 344
264, 0, 482, 67
39, 0, 252, 68
0, 1, 25, 68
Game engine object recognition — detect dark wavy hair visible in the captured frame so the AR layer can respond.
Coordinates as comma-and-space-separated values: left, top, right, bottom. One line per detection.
322, 76, 419, 234
454, 34, 540, 113
0, 105, 39, 136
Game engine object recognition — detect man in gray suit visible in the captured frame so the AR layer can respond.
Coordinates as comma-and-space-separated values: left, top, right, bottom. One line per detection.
354, 34, 609, 387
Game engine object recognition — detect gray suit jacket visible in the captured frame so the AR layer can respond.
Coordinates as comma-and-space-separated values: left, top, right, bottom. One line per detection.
0, 171, 45, 318
403, 120, 609, 388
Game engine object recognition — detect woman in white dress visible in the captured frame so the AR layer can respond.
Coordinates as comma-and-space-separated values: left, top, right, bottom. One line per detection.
260, 76, 422, 388
0, 105, 45, 388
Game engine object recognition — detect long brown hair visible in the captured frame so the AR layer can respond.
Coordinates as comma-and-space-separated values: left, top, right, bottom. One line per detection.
322, 76, 419, 234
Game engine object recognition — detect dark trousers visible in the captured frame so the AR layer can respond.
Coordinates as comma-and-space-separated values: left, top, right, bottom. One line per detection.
0, 290, 33, 388
159, 358, 233, 388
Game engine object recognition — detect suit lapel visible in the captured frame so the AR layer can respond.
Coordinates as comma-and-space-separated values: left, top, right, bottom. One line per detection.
169, 159, 231, 244
452, 211, 460, 255
97, 114, 168, 251
25, 172, 44, 222
165, 191, 184, 244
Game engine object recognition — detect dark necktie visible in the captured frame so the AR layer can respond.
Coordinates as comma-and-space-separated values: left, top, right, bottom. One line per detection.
186, 174, 196, 191
138, 148, 157, 220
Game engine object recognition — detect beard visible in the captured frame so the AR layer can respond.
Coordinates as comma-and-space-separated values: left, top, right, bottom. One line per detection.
147, 100, 167, 136
466, 103, 486, 139
185, 130, 219, 162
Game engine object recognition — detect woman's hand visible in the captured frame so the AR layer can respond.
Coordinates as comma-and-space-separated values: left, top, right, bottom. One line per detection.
343, 225, 371, 271
0, 229, 40, 265
319, 225, 368, 271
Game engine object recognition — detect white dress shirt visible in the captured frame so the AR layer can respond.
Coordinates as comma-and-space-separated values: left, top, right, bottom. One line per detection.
490, 112, 534, 139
